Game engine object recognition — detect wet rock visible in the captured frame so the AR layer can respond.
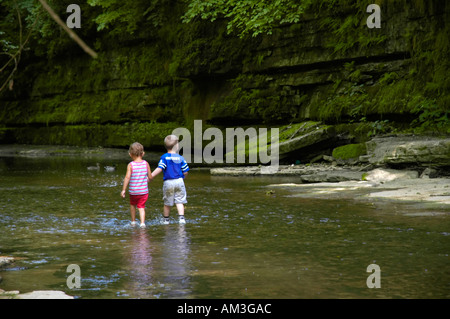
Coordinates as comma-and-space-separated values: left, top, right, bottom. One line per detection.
0, 289, 74, 299
0, 256, 14, 268
267, 177, 450, 206
211, 164, 364, 182
300, 170, 363, 183
420, 167, 439, 179
365, 136, 450, 167
0, 289, 20, 299
363, 168, 419, 183
366, 178, 450, 206
279, 125, 336, 158
15, 290, 74, 299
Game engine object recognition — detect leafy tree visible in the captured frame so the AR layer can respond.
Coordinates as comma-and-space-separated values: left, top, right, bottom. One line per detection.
182, 0, 314, 38
87, 0, 176, 37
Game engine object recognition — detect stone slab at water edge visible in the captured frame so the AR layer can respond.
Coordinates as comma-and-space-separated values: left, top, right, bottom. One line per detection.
0, 289, 74, 299
364, 136, 450, 167
211, 164, 365, 182
0, 256, 15, 268
265, 171, 450, 207
1, 257, 74, 299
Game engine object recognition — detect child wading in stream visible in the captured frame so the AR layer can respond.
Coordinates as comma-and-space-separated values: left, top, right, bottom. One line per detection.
121, 142, 153, 228
151, 135, 189, 224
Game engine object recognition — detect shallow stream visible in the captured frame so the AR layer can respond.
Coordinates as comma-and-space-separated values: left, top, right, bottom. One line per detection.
0, 155, 449, 298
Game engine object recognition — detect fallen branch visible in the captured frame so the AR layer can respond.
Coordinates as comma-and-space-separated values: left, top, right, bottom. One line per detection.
37, 0, 98, 59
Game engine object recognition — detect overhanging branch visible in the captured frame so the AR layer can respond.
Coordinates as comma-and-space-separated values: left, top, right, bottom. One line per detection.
38, 0, 98, 59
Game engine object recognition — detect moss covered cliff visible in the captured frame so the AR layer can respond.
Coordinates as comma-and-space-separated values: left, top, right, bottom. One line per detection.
0, 0, 448, 155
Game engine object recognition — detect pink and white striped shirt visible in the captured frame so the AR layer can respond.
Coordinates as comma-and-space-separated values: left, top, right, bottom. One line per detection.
129, 160, 149, 195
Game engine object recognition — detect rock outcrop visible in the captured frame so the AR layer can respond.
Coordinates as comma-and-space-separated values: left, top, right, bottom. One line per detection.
278, 124, 337, 160
362, 168, 419, 182
364, 136, 450, 167
211, 164, 364, 182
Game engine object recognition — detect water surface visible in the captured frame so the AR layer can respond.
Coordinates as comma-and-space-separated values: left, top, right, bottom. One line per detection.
0, 156, 449, 298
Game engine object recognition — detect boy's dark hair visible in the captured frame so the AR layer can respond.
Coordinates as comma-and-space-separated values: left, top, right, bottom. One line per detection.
164, 135, 179, 150
129, 142, 144, 157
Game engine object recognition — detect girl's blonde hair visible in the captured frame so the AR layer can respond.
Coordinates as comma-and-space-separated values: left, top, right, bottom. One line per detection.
129, 142, 144, 157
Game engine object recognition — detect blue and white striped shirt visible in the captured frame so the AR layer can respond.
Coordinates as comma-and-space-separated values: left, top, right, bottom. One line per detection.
158, 153, 189, 181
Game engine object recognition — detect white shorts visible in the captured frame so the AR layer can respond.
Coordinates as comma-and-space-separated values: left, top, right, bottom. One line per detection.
163, 178, 187, 206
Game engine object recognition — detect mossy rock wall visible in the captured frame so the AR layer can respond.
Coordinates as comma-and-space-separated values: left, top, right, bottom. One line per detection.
0, 0, 448, 149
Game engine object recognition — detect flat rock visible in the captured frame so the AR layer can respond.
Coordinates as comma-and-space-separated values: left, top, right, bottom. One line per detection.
210, 164, 363, 182
0, 256, 14, 268
363, 168, 418, 182
268, 177, 450, 206
15, 290, 74, 299
365, 136, 450, 166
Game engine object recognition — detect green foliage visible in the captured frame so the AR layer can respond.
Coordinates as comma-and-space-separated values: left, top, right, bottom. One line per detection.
316, 83, 371, 122
0, 0, 36, 88
1, 0, 176, 59
211, 74, 296, 123
319, 5, 387, 55
410, 98, 450, 134
87, 0, 167, 35
0, 0, 35, 43
7, 122, 177, 147
404, 5, 449, 132
0, 0, 102, 59
182, 0, 313, 38
379, 72, 399, 86
367, 120, 393, 138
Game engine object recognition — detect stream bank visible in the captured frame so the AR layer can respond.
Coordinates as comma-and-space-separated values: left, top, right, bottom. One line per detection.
1, 142, 449, 210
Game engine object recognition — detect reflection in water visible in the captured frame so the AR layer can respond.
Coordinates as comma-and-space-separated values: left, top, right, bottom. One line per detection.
160, 224, 191, 298
125, 229, 154, 298
124, 225, 191, 298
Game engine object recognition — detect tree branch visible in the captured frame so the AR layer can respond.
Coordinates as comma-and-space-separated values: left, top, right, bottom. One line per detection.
37, 0, 98, 59
0, 54, 18, 93
0, 1, 40, 93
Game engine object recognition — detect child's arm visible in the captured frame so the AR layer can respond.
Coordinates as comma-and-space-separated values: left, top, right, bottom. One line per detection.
121, 163, 132, 198
147, 161, 153, 182
181, 157, 189, 178
151, 167, 163, 178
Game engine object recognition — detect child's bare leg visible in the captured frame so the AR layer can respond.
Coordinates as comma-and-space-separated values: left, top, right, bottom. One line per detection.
162, 205, 171, 224
138, 207, 145, 226
163, 205, 171, 217
176, 204, 185, 224
130, 205, 137, 222
176, 203, 184, 216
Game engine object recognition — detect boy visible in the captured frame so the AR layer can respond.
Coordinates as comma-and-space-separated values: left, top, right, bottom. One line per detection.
151, 135, 189, 224
121, 142, 153, 228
